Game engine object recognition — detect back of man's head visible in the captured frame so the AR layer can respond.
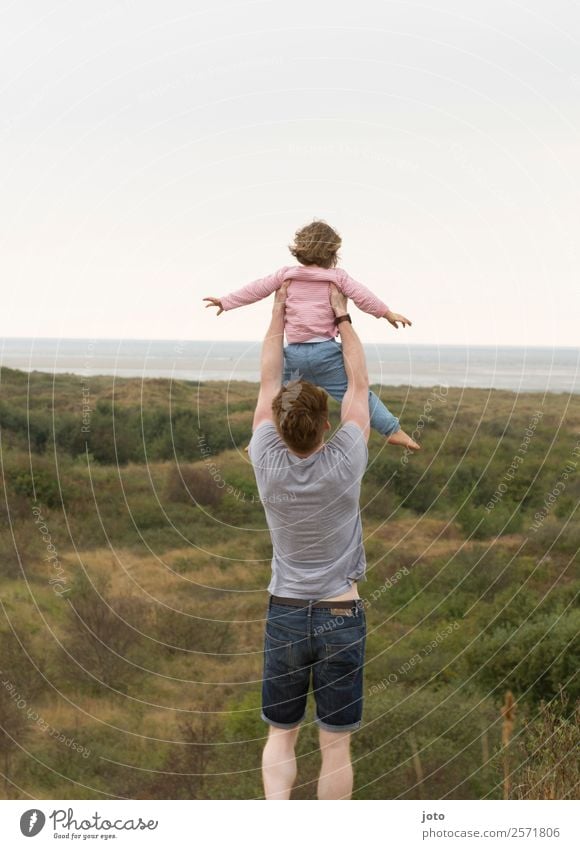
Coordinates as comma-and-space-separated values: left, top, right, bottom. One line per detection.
272, 379, 329, 454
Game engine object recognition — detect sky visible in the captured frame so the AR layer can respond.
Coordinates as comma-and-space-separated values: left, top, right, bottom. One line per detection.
1, 0, 579, 347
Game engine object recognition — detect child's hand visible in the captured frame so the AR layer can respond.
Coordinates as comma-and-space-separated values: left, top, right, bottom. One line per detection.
384, 309, 412, 329
203, 297, 224, 316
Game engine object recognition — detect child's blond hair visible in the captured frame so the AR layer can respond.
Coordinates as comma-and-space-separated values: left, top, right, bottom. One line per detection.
289, 220, 341, 268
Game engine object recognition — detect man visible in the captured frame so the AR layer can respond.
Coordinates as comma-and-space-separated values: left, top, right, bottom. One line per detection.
247, 281, 371, 800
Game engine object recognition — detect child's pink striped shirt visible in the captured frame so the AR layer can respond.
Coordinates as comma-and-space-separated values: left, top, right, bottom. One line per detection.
219, 265, 389, 344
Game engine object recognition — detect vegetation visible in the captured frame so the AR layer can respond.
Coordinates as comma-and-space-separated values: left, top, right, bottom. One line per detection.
0, 366, 578, 799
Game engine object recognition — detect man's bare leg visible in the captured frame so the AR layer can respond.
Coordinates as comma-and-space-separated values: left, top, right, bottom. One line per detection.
318, 729, 353, 800
262, 724, 301, 799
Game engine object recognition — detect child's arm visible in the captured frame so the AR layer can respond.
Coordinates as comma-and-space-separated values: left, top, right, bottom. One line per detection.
338, 270, 412, 328
203, 267, 289, 315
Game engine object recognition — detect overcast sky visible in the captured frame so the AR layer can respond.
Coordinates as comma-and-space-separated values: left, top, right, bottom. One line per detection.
1, 0, 579, 347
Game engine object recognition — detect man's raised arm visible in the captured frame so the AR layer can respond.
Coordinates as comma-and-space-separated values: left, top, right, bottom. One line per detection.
329, 284, 370, 442
252, 282, 289, 431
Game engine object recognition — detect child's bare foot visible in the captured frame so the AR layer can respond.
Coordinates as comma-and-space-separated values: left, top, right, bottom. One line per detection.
387, 429, 420, 451
244, 444, 249, 453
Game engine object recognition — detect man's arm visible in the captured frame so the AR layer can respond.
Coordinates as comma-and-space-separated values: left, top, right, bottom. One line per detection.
252, 282, 289, 431
204, 268, 288, 315
329, 285, 370, 443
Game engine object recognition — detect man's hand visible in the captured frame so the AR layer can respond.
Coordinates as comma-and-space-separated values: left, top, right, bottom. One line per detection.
384, 309, 412, 329
329, 283, 348, 316
273, 280, 290, 309
203, 297, 224, 316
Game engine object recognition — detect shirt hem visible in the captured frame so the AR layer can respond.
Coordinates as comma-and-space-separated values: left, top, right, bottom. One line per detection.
267, 576, 365, 600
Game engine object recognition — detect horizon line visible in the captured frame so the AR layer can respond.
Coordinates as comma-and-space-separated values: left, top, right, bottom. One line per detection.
1, 336, 580, 352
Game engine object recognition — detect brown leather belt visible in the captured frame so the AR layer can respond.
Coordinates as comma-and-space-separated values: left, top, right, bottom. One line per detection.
270, 594, 361, 610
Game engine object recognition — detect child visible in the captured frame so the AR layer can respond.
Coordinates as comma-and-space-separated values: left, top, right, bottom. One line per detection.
203, 219, 420, 450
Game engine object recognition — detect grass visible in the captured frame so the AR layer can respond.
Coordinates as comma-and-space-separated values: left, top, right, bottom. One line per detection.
0, 366, 578, 799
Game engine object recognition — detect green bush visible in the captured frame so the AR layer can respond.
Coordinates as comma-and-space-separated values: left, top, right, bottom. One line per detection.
460, 609, 580, 704
388, 465, 440, 514
153, 602, 233, 656
127, 496, 168, 530
63, 574, 155, 693
9, 468, 63, 509
353, 684, 500, 799
457, 501, 523, 539
165, 464, 223, 507
527, 516, 580, 556
360, 481, 397, 520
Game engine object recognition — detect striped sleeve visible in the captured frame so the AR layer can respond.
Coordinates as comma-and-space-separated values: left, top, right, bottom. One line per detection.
220, 267, 289, 311
337, 269, 389, 318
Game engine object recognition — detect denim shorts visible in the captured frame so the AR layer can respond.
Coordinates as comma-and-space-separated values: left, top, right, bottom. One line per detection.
261, 597, 367, 732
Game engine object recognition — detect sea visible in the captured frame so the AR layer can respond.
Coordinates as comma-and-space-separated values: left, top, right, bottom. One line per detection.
1, 338, 579, 394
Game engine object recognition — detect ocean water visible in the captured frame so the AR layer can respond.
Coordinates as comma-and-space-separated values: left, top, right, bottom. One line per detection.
1, 338, 579, 394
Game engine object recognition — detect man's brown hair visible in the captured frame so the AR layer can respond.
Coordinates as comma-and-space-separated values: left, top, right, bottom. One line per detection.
272, 379, 329, 454
289, 220, 341, 268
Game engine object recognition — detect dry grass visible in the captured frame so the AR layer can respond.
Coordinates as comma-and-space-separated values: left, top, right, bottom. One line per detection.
511, 692, 580, 800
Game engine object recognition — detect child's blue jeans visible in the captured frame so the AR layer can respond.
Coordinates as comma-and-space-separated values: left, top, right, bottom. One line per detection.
283, 338, 400, 437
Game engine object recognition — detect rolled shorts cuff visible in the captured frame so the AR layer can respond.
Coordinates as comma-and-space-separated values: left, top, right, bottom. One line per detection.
260, 710, 305, 730
314, 714, 362, 733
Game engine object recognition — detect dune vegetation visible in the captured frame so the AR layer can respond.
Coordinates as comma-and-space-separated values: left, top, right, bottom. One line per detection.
0, 365, 578, 799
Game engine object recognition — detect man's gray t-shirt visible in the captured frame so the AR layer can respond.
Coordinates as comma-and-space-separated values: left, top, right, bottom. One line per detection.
248, 420, 368, 599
